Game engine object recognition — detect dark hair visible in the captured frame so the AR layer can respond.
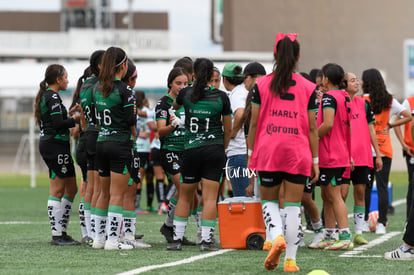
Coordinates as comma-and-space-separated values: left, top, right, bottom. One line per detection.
224, 65, 244, 86
99, 47, 127, 98
362, 68, 393, 114
270, 37, 300, 96
121, 58, 137, 83
173, 56, 193, 76
135, 90, 146, 109
300, 72, 312, 82
167, 67, 187, 89
34, 64, 66, 125
90, 50, 105, 76
321, 63, 347, 89
241, 88, 254, 132
192, 58, 214, 103
309, 68, 321, 83
70, 66, 92, 109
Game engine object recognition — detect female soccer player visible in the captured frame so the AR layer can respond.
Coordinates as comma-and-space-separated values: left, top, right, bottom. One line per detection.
168, 58, 232, 251
248, 33, 319, 272
34, 64, 82, 245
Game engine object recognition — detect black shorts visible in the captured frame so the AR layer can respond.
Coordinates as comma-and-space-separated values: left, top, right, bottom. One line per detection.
181, 144, 226, 183
257, 171, 308, 187
96, 140, 132, 177
75, 137, 87, 181
150, 148, 162, 166
84, 130, 98, 171
39, 139, 76, 179
303, 178, 315, 193
318, 167, 346, 186
129, 150, 141, 183
342, 166, 371, 185
138, 152, 150, 169
161, 149, 183, 176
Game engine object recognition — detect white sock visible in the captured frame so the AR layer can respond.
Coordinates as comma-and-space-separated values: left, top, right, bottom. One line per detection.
284, 205, 301, 260
353, 205, 365, 234
123, 211, 136, 241
201, 219, 216, 243
324, 228, 336, 240
279, 207, 287, 236
262, 200, 283, 241
94, 208, 108, 243
311, 219, 323, 232
90, 212, 96, 240
173, 216, 188, 241
79, 201, 88, 238
165, 197, 177, 227
47, 197, 62, 237
60, 196, 73, 234
107, 205, 123, 243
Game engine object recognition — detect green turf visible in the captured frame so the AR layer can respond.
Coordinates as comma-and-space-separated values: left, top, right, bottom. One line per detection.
0, 172, 412, 275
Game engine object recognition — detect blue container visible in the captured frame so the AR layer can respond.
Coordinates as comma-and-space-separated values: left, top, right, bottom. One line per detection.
369, 181, 392, 212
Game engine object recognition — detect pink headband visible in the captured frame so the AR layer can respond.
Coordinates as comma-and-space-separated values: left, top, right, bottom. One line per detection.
131, 69, 137, 78
274, 32, 298, 53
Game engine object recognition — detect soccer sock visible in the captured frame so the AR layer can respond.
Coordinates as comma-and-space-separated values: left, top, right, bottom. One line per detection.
166, 181, 176, 202
79, 198, 88, 239
47, 196, 62, 237
156, 179, 165, 203
135, 189, 141, 210
196, 206, 203, 235
311, 219, 324, 232
353, 205, 365, 234
94, 208, 108, 243
262, 200, 283, 241
123, 210, 136, 241
90, 208, 96, 240
165, 196, 178, 227
201, 219, 216, 243
84, 202, 92, 238
339, 228, 351, 240
107, 205, 123, 244
173, 216, 188, 241
324, 228, 336, 240
60, 195, 73, 234
279, 207, 287, 235
284, 203, 301, 260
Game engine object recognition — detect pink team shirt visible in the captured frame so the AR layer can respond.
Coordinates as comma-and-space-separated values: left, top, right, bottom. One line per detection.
317, 89, 352, 168
249, 73, 316, 176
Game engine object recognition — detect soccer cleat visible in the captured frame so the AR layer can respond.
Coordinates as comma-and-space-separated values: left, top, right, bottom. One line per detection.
384, 246, 414, 260
325, 239, 354, 250
375, 223, 386, 234
146, 206, 156, 212
50, 236, 80, 246
124, 239, 152, 248
166, 239, 182, 251
104, 241, 134, 250
160, 202, 168, 214
262, 240, 272, 251
182, 236, 196, 246
135, 234, 144, 239
362, 221, 370, 233
91, 239, 105, 249
81, 236, 93, 247
160, 223, 174, 243
308, 232, 324, 248
264, 235, 286, 271
61, 233, 81, 245
354, 234, 368, 245
284, 258, 300, 272
308, 239, 334, 249
200, 240, 219, 251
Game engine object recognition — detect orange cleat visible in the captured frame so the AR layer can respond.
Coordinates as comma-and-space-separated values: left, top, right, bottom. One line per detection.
264, 235, 286, 270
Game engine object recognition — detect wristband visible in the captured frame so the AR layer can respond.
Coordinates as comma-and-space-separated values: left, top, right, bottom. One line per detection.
312, 157, 319, 164
247, 149, 253, 157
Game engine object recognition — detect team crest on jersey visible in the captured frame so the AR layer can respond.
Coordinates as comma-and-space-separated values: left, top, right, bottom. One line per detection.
172, 163, 180, 171
52, 94, 58, 99
160, 110, 167, 119
61, 165, 67, 174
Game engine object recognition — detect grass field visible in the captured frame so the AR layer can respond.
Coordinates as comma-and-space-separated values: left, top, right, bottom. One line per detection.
0, 172, 413, 275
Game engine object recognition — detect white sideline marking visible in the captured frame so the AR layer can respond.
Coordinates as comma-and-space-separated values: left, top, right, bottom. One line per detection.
339, 231, 401, 257
0, 221, 47, 225
115, 249, 233, 275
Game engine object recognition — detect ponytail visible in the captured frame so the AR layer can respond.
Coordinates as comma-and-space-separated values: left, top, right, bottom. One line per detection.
70, 66, 92, 109
99, 47, 127, 98
191, 58, 214, 103
270, 37, 300, 96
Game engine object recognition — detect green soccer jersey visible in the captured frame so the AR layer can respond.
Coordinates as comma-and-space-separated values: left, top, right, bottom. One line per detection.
155, 93, 185, 151
80, 75, 99, 132
175, 86, 232, 150
93, 79, 136, 142
39, 88, 72, 141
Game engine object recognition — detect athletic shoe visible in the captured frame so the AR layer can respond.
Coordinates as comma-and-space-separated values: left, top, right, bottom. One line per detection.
197, 232, 217, 245
325, 239, 354, 250
160, 223, 174, 243
308, 232, 324, 248
262, 240, 272, 251
124, 239, 152, 248
136, 208, 149, 215
308, 239, 334, 249
50, 236, 79, 246
146, 206, 156, 212
376, 223, 386, 234
384, 246, 414, 260
160, 202, 168, 214
104, 240, 134, 250
284, 258, 300, 272
166, 240, 182, 251
135, 234, 144, 239
92, 239, 105, 249
362, 221, 370, 233
81, 236, 93, 247
264, 235, 286, 271
200, 241, 219, 251
61, 233, 81, 245
354, 234, 368, 245
182, 236, 196, 246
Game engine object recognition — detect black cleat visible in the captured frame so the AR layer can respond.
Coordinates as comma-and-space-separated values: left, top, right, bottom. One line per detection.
182, 236, 196, 246
61, 233, 81, 245
50, 236, 80, 246
167, 239, 182, 251
200, 241, 219, 251
160, 223, 174, 243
